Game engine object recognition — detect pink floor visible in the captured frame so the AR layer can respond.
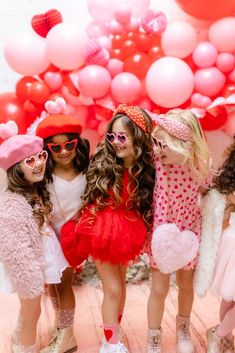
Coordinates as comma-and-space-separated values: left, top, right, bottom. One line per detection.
0, 282, 220, 353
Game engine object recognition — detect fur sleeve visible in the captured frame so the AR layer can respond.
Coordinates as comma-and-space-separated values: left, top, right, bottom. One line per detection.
0, 192, 44, 299
194, 189, 226, 297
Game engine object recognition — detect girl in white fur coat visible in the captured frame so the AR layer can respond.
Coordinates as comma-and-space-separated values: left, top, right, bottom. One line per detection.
0, 121, 67, 353
194, 140, 235, 353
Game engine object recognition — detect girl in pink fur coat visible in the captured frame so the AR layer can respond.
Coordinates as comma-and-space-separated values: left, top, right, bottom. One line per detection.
0, 121, 67, 353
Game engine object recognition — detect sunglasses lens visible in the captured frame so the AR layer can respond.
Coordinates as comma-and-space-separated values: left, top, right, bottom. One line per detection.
25, 156, 35, 168
65, 141, 76, 151
117, 134, 127, 144
106, 133, 115, 143
50, 145, 62, 153
38, 151, 48, 162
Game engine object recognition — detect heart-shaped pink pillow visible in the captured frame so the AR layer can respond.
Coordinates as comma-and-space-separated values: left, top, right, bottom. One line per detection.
151, 223, 199, 274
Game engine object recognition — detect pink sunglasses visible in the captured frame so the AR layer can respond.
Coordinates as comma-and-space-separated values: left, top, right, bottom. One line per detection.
23, 150, 48, 169
106, 133, 132, 145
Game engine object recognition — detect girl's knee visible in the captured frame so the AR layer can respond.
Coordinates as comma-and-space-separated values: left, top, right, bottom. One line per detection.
103, 282, 122, 301
150, 282, 169, 301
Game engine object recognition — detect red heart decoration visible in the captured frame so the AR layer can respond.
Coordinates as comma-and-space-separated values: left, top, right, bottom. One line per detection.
104, 329, 113, 341
31, 9, 63, 38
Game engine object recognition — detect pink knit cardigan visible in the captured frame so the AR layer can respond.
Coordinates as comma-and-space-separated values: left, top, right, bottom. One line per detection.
0, 191, 44, 299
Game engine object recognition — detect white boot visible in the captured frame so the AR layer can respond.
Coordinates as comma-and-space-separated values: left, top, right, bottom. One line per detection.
12, 342, 36, 353
40, 326, 77, 353
176, 315, 195, 353
147, 328, 162, 353
206, 327, 226, 353
224, 336, 234, 353
99, 340, 129, 353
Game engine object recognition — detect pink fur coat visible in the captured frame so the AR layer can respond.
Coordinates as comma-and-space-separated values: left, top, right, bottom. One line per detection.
0, 191, 44, 299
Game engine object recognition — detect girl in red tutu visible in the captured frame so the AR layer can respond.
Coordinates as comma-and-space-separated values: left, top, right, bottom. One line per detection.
61, 104, 155, 353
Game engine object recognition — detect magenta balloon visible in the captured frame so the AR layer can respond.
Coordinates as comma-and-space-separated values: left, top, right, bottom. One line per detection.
111, 72, 141, 103
78, 65, 112, 99
4, 32, 50, 75
46, 23, 89, 70
194, 67, 226, 97
192, 42, 218, 68
145, 57, 194, 108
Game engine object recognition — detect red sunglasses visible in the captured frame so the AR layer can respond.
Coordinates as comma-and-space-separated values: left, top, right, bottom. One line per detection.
106, 133, 131, 145
23, 150, 48, 169
47, 139, 78, 154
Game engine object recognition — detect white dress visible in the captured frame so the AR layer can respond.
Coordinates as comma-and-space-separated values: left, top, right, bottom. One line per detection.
47, 173, 87, 237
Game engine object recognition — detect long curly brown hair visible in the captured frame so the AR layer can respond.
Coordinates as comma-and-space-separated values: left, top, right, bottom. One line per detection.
213, 140, 235, 194
81, 108, 155, 229
7, 164, 53, 229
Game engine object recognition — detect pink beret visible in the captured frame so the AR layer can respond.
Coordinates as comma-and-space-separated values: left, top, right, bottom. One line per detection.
0, 134, 43, 171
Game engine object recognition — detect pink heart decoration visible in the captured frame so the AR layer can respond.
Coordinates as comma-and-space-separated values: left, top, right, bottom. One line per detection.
141, 9, 167, 35
151, 223, 199, 274
44, 72, 63, 92
45, 97, 66, 114
0, 120, 18, 140
86, 39, 110, 66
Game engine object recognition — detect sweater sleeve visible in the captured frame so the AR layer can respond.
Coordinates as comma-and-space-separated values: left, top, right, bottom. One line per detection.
0, 194, 44, 299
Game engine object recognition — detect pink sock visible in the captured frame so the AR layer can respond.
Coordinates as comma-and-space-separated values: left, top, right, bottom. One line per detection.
58, 308, 75, 329
103, 323, 119, 344
217, 302, 235, 337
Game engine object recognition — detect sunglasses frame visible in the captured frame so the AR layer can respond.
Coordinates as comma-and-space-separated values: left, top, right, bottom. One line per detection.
106, 132, 132, 145
23, 150, 48, 169
47, 139, 78, 154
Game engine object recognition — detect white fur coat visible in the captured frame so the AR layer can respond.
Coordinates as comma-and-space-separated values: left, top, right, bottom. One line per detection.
194, 189, 226, 297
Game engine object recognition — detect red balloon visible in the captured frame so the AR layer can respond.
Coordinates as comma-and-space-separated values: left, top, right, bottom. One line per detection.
112, 34, 125, 49
134, 32, 152, 52
38, 64, 59, 80
110, 48, 124, 61
24, 100, 44, 128
222, 83, 235, 98
124, 52, 151, 79
28, 82, 50, 104
0, 92, 26, 133
16, 76, 38, 102
148, 46, 163, 62
200, 108, 228, 131
121, 40, 137, 58
175, 0, 235, 21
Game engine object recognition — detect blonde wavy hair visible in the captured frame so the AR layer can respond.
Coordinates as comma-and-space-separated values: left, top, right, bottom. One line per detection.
152, 109, 211, 180
81, 109, 155, 229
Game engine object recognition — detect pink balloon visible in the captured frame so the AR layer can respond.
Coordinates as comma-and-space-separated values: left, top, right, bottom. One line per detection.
81, 128, 100, 154
145, 57, 194, 108
4, 32, 50, 75
209, 17, 235, 53
43, 72, 63, 92
97, 36, 112, 51
86, 21, 109, 38
125, 17, 140, 32
216, 52, 235, 72
192, 42, 218, 68
73, 106, 89, 127
194, 67, 226, 97
87, 0, 116, 23
229, 68, 235, 82
123, 0, 150, 18
46, 23, 89, 70
78, 65, 111, 99
106, 20, 125, 35
224, 111, 235, 136
111, 72, 141, 103
161, 22, 197, 59
191, 93, 212, 108
115, 4, 131, 24
107, 59, 124, 77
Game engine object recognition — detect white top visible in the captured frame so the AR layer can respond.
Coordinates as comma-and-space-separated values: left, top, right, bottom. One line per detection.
47, 173, 87, 237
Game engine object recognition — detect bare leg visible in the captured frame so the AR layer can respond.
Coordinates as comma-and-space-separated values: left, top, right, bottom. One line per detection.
176, 269, 194, 317
117, 264, 127, 321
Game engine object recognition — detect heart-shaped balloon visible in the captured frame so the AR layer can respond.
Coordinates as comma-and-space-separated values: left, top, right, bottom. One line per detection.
44, 72, 63, 92
151, 223, 199, 274
0, 120, 18, 140
45, 97, 66, 114
31, 9, 63, 38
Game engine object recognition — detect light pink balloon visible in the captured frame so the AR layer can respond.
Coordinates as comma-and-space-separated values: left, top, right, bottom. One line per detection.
86, 21, 109, 38
225, 111, 235, 137
106, 20, 124, 35
87, 0, 116, 23
115, 4, 131, 24
78, 65, 111, 99
125, 17, 140, 32
161, 22, 197, 59
216, 52, 235, 72
145, 57, 194, 108
4, 32, 50, 75
192, 42, 218, 68
194, 67, 226, 97
97, 36, 112, 51
107, 59, 124, 77
209, 17, 235, 53
111, 73, 141, 103
46, 23, 89, 70
191, 93, 212, 108
122, 0, 150, 18
44, 72, 63, 92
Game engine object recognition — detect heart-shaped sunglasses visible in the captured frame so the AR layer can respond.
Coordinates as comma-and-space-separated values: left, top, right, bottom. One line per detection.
106, 133, 132, 145
47, 139, 78, 154
23, 150, 48, 169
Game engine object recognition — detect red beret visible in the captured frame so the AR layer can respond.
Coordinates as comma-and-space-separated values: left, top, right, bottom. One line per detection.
36, 114, 83, 139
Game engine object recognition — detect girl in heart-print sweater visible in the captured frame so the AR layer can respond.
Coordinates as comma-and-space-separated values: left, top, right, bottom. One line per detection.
146, 109, 212, 353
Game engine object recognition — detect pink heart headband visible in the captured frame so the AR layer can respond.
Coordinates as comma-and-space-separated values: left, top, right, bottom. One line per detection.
155, 114, 193, 142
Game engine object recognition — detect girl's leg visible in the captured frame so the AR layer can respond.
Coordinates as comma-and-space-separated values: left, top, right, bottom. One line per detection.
216, 302, 235, 337
95, 260, 123, 345
15, 295, 41, 351
176, 269, 195, 353
147, 268, 170, 353
117, 264, 127, 323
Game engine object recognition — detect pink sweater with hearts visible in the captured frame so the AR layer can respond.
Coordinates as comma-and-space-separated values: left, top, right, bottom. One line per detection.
0, 191, 44, 299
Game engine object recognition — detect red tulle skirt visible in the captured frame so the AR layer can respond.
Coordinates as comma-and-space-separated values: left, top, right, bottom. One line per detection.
61, 206, 147, 267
